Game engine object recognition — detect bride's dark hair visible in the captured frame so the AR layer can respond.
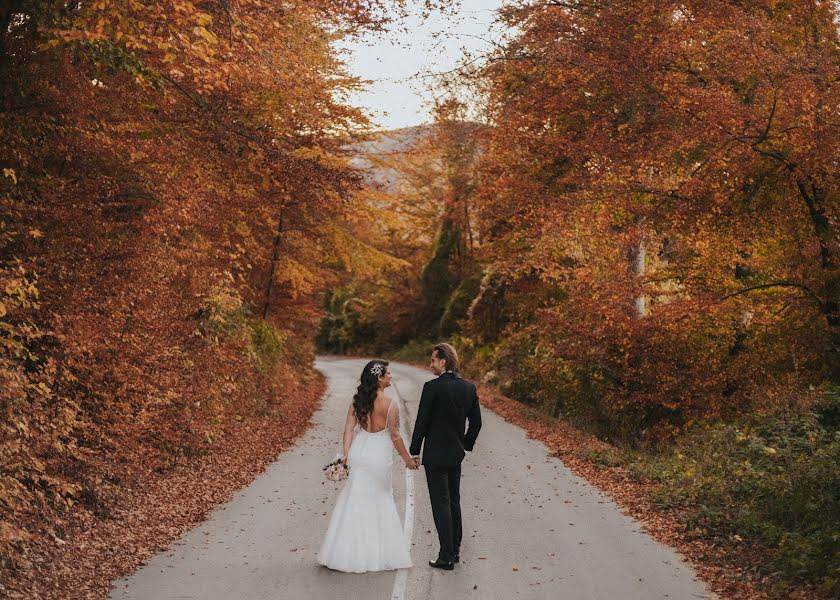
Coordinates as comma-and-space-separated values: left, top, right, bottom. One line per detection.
354, 359, 388, 428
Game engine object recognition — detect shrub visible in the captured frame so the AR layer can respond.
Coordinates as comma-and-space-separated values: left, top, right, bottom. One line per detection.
608, 398, 840, 596
244, 318, 286, 374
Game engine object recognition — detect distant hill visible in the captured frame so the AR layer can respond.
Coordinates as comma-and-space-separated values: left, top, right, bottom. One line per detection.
346, 125, 436, 192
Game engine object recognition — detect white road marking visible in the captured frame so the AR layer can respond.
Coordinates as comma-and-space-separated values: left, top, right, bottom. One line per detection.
391, 379, 416, 600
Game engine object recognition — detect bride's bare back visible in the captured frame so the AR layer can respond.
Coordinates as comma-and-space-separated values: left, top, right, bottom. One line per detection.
362, 393, 392, 433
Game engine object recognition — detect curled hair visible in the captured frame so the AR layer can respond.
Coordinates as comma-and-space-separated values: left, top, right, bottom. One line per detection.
354, 359, 388, 428
433, 342, 459, 373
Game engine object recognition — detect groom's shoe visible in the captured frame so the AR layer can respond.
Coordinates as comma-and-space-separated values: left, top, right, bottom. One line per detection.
453, 554, 460, 563
429, 558, 455, 570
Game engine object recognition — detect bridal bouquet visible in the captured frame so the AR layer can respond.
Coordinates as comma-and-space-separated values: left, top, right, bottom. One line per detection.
323, 455, 349, 482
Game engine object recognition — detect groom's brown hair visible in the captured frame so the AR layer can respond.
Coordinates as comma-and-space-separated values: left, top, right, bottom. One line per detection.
433, 343, 459, 373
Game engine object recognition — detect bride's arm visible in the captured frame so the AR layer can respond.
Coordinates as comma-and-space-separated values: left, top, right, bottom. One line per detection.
387, 401, 415, 467
342, 402, 357, 463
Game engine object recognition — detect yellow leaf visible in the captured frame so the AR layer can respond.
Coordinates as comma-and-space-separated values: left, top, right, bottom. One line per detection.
3, 168, 16, 184
0, 302, 5, 318
28, 228, 43, 239
193, 26, 217, 44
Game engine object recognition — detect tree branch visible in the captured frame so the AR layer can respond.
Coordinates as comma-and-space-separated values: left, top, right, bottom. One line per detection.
716, 281, 821, 304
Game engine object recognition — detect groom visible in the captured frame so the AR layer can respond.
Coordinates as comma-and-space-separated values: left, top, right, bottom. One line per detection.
409, 343, 482, 570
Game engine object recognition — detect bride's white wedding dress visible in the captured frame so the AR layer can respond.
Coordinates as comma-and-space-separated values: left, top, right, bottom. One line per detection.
317, 398, 413, 572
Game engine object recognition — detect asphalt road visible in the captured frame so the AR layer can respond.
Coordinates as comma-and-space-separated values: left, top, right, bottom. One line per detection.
108, 356, 713, 600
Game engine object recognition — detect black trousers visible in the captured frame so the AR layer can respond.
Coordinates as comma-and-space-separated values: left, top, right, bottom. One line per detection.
424, 463, 462, 562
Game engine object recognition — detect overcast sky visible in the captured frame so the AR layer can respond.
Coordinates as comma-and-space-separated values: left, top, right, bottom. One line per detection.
336, 1, 509, 131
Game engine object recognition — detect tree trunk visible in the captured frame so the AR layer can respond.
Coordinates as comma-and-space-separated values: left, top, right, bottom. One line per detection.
262, 212, 283, 320
551, 393, 564, 418
464, 189, 474, 257
794, 178, 839, 379
631, 226, 646, 318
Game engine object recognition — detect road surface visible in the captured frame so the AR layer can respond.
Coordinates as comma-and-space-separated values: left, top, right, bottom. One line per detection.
108, 356, 713, 600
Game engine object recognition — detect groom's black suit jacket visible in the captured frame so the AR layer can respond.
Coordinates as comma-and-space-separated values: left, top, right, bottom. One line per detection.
409, 372, 482, 467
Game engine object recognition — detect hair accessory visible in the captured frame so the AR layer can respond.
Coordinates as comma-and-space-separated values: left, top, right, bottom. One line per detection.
370, 363, 384, 377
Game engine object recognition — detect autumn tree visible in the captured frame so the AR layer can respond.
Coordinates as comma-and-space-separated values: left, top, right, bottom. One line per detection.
315, 95, 487, 353
451, 0, 839, 438
417, 98, 483, 336
0, 0, 436, 588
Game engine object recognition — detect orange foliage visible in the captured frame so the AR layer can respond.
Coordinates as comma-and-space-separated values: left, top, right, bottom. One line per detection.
0, 0, 414, 581
464, 0, 838, 439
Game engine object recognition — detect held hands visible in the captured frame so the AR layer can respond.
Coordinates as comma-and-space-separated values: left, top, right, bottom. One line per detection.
404, 455, 421, 470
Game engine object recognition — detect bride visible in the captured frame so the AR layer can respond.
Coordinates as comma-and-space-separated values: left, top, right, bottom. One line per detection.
317, 359, 418, 572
